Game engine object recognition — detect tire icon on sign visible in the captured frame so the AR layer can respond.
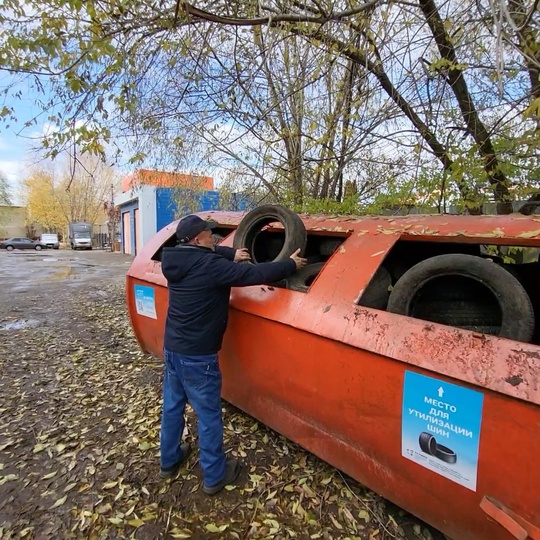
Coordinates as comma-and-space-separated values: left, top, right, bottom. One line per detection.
418, 432, 457, 464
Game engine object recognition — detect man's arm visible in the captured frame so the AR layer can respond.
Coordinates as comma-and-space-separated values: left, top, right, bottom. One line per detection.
215, 246, 236, 261
210, 257, 298, 288
216, 246, 251, 263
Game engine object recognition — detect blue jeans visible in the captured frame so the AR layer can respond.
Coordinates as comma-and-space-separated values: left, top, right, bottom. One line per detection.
161, 348, 226, 487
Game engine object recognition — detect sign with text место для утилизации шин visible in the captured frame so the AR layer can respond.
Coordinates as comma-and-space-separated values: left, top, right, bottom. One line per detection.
402, 370, 484, 491
134, 285, 157, 319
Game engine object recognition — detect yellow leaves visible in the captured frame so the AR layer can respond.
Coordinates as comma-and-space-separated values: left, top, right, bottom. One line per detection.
114, 483, 126, 501
205, 523, 229, 533
0, 474, 18, 485
330, 515, 343, 530
138, 441, 153, 451
169, 529, 192, 539
102, 480, 118, 489
0, 440, 16, 451
249, 473, 264, 485
126, 518, 145, 528
263, 518, 280, 534
358, 509, 371, 522
50, 495, 67, 509
96, 503, 112, 514
523, 97, 540, 120
22, 155, 118, 232
517, 229, 540, 238
0, 277, 433, 540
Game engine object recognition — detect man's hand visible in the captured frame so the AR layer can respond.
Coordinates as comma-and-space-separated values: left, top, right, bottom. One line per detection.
290, 248, 308, 270
234, 248, 251, 263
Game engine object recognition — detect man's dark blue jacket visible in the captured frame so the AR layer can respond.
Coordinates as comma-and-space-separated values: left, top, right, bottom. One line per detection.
162, 245, 296, 355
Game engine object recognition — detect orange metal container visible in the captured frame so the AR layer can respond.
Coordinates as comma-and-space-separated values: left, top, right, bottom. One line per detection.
126, 212, 540, 540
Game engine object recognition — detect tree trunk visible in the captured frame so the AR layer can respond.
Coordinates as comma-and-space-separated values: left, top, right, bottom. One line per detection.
417, 0, 513, 214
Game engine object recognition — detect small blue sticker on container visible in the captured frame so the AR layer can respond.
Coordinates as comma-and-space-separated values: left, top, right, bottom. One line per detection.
134, 285, 157, 319
402, 371, 484, 491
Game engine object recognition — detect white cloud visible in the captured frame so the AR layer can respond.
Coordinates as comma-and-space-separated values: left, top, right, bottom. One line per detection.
0, 160, 27, 205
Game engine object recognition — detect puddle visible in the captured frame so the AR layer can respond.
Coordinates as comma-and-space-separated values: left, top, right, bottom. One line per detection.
35, 265, 73, 282
0, 319, 40, 331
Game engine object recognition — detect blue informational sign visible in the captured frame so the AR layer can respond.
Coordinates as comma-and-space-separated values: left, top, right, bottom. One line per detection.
402, 371, 484, 491
134, 285, 157, 319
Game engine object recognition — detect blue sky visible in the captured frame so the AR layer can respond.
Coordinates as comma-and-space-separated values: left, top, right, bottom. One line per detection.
0, 75, 50, 205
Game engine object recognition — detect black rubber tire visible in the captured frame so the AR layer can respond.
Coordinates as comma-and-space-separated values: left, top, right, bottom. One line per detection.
287, 262, 324, 292
233, 205, 307, 262
6, 245, 14, 251
387, 254, 535, 342
435, 444, 457, 464
35, 245, 42, 251
319, 239, 342, 257
418, 432, 437, 455
357, 266, 392, 310
414, 299, 501, 327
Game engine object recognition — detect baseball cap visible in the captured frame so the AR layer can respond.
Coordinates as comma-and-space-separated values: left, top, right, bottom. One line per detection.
176, 215, 216, 243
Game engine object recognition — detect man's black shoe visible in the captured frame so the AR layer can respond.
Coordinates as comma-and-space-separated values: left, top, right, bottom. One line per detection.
160, 443, 192, 479
203, 458, 242, 495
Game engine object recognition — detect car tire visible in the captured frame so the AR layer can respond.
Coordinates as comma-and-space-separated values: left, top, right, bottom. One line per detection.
35, 245, 42, 251
287, 262, 324, 292
6, 245, 14, 251
233, 205, 307, 263
418, 432, 437, 455
357, 266, 392, 310
387, 253, 535, 342
319, 239, 342, 257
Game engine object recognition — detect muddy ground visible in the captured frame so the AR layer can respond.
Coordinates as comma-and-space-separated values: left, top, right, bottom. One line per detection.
0, 249, 444, 540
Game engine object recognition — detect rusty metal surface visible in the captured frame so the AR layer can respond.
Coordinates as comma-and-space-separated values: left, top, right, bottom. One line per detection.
126, 212, 540, 540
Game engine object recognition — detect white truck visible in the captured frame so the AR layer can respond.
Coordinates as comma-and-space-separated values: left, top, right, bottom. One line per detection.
68, 222, 93, 250
39, 233, 60, 249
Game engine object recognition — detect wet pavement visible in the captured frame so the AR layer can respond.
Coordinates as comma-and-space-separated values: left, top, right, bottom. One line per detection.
0, 249, 133, 293
0, 249, 134, 333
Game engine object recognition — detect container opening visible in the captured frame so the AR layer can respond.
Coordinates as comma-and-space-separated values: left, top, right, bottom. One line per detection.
151, 226, 236, 262
359, 239, 540, 344
248, 223, 285, 264
271, 232, 348, 292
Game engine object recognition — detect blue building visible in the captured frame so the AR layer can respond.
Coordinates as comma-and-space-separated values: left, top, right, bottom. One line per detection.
116, 183, 253, 255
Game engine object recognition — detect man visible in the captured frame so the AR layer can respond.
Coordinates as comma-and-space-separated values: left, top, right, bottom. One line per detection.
160, 214, 307, 494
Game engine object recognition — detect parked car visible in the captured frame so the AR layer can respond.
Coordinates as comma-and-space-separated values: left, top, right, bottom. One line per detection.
0, 237, 48, 251
40, 233, 60, 250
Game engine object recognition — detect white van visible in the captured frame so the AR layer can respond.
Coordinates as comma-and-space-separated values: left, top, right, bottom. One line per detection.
40, 233, 60, 249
